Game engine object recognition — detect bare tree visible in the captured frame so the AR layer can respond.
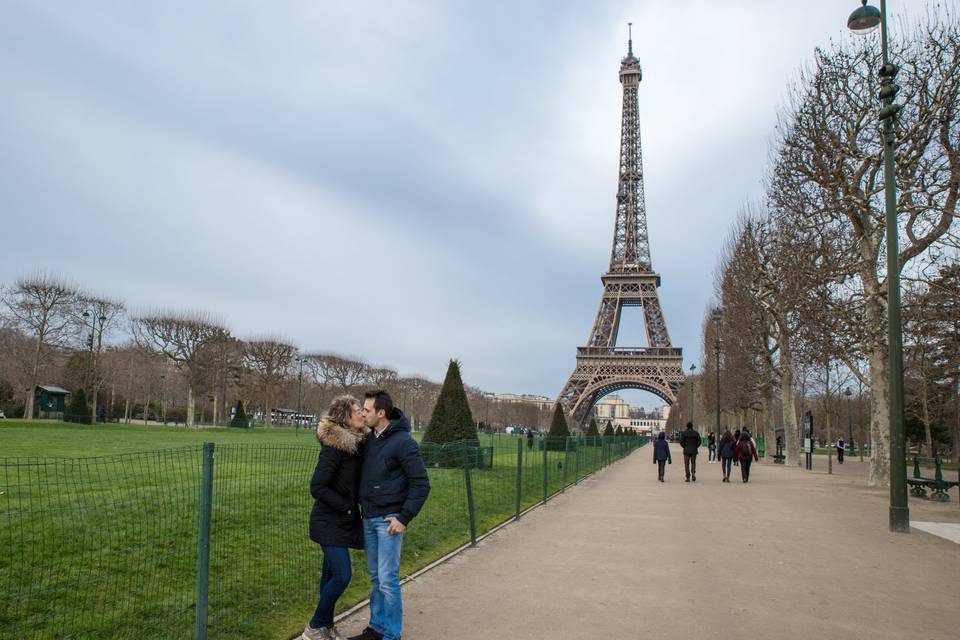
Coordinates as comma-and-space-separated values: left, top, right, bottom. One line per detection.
770, 15, 960, 485
0, 274, 76, 419
243, 338, 296, 426
134, 312, 231, 427
71, 295, 126, 423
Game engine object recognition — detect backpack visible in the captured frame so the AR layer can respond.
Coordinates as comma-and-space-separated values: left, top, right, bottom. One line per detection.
739, 440, 752, 459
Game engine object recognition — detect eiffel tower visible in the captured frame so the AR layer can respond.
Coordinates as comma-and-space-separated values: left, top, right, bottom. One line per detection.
558, 27, 684, 428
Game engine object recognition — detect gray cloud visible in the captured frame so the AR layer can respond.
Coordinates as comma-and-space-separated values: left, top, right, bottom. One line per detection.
0, 0, 943, 402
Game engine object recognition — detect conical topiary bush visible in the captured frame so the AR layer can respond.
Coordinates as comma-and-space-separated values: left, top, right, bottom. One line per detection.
586, 418, 600, 437
603, 421, 615, 436
230, 399, 250, 428
66, 388, 89, 424
548, 403, 570, 438
423, 360, 479, 446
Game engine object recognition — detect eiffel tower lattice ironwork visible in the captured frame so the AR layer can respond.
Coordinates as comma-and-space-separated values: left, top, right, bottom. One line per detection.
558, 28, 684, 428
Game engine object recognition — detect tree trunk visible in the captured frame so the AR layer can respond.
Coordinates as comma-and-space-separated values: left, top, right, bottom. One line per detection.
763, 389, 775, 460
124, 398, 130, 423
781, 366, 800, 466
143, 391, 150, 425
825, 361, 833, 475
187, 386, 196, 428
868, 345, 891, 487
212, 394, 219, 426
23, 336, 44, 421
953, 379, 959, 463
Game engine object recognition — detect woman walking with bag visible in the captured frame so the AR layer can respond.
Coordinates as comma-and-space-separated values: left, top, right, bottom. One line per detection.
737, 431, 760, 483
301, 396, 368, 640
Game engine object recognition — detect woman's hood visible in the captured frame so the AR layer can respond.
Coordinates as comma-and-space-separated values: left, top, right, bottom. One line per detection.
316, 419, 365, 453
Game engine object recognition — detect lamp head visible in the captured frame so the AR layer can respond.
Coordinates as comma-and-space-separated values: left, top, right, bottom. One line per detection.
711, 308, 722, 322
847, 1, 880, 35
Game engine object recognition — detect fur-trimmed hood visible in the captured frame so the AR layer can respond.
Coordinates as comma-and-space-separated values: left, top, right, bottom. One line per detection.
316, 419, 365, 454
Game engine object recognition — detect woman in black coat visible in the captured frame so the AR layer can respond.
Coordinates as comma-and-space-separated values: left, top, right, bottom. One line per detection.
652, 431, 672, 482
301, 395, 366, 640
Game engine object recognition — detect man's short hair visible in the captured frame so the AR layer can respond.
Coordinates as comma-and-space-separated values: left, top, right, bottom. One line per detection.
364, 390, 394, 416
686, 422, 693, 429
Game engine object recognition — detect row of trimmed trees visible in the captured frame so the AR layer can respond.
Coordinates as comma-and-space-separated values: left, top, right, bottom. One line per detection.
0, 278, 565, 434
671, 9, 960, 483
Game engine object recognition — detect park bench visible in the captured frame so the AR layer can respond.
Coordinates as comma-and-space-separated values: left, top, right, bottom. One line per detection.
773, 442, 786, 464
906, 456, 959, 502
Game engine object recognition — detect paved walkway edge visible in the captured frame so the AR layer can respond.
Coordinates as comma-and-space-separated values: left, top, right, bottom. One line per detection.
285, 453, 637, 640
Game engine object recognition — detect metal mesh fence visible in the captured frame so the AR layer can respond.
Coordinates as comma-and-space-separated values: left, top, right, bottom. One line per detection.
0, 434, 645, 639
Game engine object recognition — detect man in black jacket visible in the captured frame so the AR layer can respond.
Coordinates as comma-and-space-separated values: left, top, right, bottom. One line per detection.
348, 390, 430, 640
680, 422, 702, 482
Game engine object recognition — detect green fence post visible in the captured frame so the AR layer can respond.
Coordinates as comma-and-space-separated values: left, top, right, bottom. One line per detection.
542, 439, 548, 504
574, 437, 581, 484
562, 437, 570, 492
464, 464, 477, 547
195, 442, 214, 640
515, 437, 523, 521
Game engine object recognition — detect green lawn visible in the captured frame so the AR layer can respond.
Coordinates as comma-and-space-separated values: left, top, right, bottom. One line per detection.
0, 421, 640, 639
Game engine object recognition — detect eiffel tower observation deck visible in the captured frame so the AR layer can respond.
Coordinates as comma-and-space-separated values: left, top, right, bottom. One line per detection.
558, 27, 685, 428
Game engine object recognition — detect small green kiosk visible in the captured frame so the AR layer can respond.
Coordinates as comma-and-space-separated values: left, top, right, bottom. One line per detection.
34, 385, 69, 420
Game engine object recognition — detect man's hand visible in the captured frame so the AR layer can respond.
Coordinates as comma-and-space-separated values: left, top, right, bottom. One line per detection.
385, 516, 406, 535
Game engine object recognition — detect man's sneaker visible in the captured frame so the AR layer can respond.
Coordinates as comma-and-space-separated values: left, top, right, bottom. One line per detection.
346, 627, 384, 640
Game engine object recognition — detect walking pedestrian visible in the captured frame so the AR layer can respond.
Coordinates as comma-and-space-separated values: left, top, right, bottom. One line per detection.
349, 390, 430, 640
652, 431, 672, 482
707, 432, 717, 463
837, 438, 845, 464
527, 428, 534, 450
737, 431, 760, 483
733, 429, 741, 466
302, 396, 368, 640
679, 422, 701, 482
718, 430, 736, 482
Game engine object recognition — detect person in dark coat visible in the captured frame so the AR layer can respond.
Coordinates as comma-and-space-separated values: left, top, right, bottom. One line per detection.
302, 395, 367, 640
652, 431, 672, 482
707, 432, 717, 463
718, 430, 736, 482
348, 391, 430, 640
679, 422, 701, 482
733, 429, 741, 466
837, 438, 845, 464
736, 431, 760, 482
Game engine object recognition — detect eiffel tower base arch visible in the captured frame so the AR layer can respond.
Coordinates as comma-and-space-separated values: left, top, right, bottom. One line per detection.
558, 348, 685, 428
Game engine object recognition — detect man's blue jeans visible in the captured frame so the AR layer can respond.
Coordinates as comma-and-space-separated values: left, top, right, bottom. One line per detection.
363, 515, 404, 640
310, 545, 352, 628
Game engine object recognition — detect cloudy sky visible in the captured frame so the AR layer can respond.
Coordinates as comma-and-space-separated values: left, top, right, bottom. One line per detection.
0, 1, 941, 405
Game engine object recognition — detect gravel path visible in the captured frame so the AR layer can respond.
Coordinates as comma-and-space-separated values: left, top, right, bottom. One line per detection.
339, 444, 960, 639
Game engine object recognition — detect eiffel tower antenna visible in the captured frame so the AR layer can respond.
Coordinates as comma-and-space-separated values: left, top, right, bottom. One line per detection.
557, 34, 684, 429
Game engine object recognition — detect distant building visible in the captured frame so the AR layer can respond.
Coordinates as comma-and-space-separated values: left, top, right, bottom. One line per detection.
592, 395, 668, 434
483, 392, 553, 411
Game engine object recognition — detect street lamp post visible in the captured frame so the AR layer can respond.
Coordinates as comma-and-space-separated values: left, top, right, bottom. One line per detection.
296, 357, 305, 433
160, 374, 167, 424
847, 0, 909, 532
81, 310, 94, 395
689, 363, 697, 429
711, 309, 722, 436
845, 387, 854, 458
